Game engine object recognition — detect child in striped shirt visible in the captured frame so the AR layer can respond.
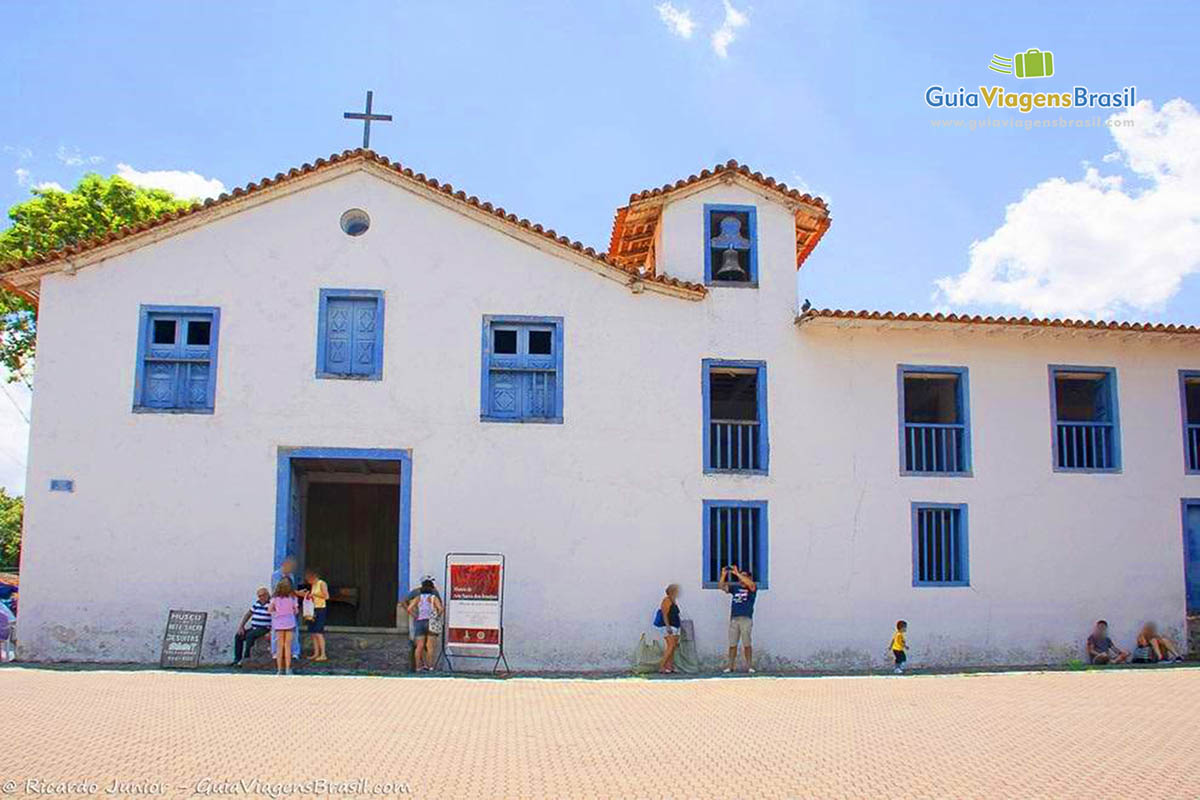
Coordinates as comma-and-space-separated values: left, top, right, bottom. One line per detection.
232, 587, 272, 667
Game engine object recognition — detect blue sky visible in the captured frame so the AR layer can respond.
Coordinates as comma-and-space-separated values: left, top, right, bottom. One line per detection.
1, 1, 1198, 491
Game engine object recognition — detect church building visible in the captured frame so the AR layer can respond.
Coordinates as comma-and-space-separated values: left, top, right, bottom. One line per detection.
4, 149, 1198, 669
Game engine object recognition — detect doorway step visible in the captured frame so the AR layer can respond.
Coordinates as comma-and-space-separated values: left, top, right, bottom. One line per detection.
239, 628, 414, 674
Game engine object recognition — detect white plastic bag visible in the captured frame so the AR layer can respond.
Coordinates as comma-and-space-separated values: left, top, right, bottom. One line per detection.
302, 597, 315, 621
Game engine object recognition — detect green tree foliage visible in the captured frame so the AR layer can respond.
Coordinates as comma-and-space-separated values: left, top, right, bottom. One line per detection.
0, 488, 22, 567
0, 175, 193, 382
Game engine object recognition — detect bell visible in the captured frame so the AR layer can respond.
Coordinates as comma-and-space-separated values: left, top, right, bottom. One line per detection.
715, 247, 748, 281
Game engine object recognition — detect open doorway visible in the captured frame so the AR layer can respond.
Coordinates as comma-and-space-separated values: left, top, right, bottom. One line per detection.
275, 448, 411, 630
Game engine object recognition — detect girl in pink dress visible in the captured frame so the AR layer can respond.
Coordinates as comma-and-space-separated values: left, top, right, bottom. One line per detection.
268, 578, 299, 675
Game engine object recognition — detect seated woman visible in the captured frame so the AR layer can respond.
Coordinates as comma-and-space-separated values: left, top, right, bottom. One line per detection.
1134, 622, 1184, 663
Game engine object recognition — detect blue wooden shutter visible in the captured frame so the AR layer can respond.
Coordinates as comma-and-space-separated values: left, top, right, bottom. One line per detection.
523, 326, 556, 418
488, 325, 522, 419
351, 299, 378, 376
180, 315, 213, 408
144, 314, 181, 408
324, 299, 354, 374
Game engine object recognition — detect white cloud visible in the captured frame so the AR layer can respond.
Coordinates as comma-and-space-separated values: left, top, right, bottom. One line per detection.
656, 2, 696, 38
711, 0, 748, 58
14, 168, 30, 187
115, 163, 225, 200
936, 98, 1200, 319
55, 146, 103, 167
32, 181, 64, 192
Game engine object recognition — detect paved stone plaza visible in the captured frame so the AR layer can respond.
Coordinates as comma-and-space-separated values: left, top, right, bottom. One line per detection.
3, 666, 1199, 799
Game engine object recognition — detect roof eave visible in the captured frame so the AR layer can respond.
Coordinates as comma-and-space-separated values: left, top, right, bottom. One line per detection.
795, 309, 1200, 338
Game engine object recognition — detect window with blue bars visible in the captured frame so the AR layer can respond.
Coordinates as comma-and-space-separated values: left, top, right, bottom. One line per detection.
316, 289, 384, 379
480, 316, 563, 423
1183, 372, 1200, 473
703, 360, 768, 473
703, 500, 768, 588
1051, 366, 1120, 471
133, 306, 220, 413
912, 503, 968, 587
899, 366, 970, 475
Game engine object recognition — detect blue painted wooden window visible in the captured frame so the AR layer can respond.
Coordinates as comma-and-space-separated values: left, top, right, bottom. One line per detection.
133, 305, 220, 413
480, 315, 564, 423
316, 289, 385, 380
912, 503, 968, 587
703, 500, 768, 589
704, 204, 758, 286
898, 366, 971, 475
1050, 366, 1120, 471
1181, 372, 1200, 473
703, 360, 768, 473
1184, 500, 1200, 616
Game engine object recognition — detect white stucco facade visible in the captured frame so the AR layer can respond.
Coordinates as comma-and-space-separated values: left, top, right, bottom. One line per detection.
12, 159, 1199, 669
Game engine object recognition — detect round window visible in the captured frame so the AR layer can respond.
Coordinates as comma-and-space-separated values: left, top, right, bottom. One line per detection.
339, 209, 370, 236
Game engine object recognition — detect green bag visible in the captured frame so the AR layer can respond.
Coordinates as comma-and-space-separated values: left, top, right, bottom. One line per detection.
633, 633, 664, 674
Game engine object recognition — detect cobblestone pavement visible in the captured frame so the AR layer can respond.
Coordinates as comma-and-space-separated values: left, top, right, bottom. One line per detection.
3, 666, 1199, 799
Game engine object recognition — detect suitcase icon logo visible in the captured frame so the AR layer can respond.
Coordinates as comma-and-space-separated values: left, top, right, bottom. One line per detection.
989, 49, 1055, 79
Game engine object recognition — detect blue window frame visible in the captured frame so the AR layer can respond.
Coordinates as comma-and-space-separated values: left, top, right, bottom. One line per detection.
898, 365, 971, 475
316, 289, 385, 380
480, 315, 564, 423
911, 503, 969, 587
133, 305, 220, 413
1049, 365, 1121, 472
703, 359, 768, 474
1181, 371, 1200, 474
703, 500, 768, 589
704, 203, 758, 286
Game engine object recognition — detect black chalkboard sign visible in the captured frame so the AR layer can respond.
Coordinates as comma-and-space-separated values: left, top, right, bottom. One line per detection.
160, 610, 207, 668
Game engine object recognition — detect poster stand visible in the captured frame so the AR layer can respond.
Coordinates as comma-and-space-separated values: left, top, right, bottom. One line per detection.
435, 553, 510, 675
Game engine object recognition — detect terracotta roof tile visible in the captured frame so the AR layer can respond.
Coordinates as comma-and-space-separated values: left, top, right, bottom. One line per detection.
796, 308, 1200, 335
608, 159, 831, 275
0, 149, 707, 303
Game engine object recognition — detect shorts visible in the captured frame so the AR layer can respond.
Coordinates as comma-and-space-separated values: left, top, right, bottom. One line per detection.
728, 616, 753, 648
307, 607, 327, 633
662, 625, 680, 637
893, 649, 906, 666
411, 618, 430, 638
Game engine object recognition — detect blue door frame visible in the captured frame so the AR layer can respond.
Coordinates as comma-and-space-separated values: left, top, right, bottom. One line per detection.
1184, 499, 1200, 617
274, 447, 413, 601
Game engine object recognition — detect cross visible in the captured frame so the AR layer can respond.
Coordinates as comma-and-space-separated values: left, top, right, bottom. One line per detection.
343, 91, 393, 149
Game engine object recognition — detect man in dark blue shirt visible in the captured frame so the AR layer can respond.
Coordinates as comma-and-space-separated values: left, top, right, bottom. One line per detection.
718, 565, 757, 673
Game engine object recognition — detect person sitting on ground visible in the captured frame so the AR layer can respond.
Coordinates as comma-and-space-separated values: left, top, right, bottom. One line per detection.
890, 620, 909, 674
1134, 622, 1184, 663
233, 587, 272, 667
656, 584, 682, 674
301, 567, 329, 662
1086, 620, 1129, 664
718, 565, 757, 674
405, 578, 444, 672
269, 578, 299, 675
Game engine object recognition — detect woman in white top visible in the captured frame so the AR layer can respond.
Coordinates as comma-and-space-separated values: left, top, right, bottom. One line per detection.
405, 578, 444, 672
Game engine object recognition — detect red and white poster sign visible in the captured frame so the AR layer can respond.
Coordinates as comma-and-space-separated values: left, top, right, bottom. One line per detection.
444, 553, 504, 657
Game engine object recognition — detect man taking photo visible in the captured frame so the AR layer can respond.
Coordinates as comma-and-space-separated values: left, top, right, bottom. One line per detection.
718, 564, 757, 673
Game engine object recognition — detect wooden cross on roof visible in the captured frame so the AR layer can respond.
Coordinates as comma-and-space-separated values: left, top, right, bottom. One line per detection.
343, 91, 393, 149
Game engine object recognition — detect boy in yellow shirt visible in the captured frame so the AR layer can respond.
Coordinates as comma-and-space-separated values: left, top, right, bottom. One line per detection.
890, 620, 908, 673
